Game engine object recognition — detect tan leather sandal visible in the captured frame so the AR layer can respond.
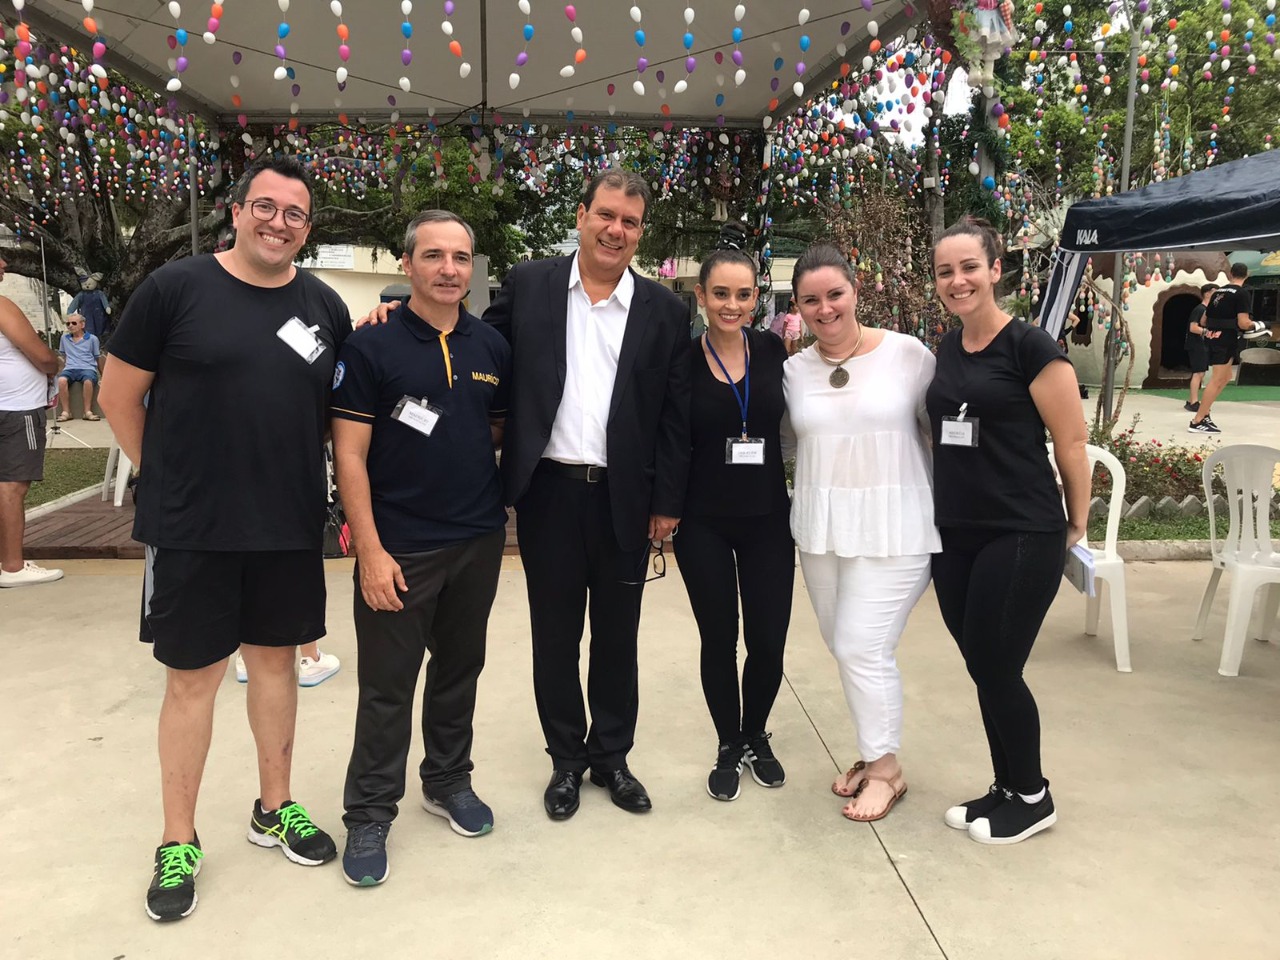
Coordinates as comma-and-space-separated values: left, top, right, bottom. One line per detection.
842, 773, 908, 823
832, 761, 868, 798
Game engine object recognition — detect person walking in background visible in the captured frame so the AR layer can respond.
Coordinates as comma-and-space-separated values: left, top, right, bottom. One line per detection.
0, 258, 63, 589
55, 314, 103, 422
926, 216, 1089, 845
1184, 283, 1218, 414
100, 156, 349, 921
1190, 262, 1271, 434
783, 242, 939, 823
675, 248, 793, 802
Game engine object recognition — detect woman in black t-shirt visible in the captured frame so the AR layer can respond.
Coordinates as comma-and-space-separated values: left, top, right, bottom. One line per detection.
673, 249, 793, 803
924, 217, 1090, 846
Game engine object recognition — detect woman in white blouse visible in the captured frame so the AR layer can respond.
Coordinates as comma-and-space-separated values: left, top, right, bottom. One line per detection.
782, 242, 940, 822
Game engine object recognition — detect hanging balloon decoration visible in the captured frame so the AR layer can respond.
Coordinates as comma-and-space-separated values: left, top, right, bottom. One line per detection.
559, 4, 585, 80
629, 4, 647, 97
441, 0, 472, 81
673, 6, 696, 96
331, 1, 350, 93
509, 0, 533, 91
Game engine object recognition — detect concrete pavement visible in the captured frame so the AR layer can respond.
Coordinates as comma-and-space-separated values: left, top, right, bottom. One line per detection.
2, 555, 1278, 959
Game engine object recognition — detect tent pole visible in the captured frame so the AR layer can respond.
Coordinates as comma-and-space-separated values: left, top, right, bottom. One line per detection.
1101, 4, 1142, 424
188, 118, 199, 256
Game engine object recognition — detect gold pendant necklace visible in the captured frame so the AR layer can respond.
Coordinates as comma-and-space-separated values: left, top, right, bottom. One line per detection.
815, 322, 864, 388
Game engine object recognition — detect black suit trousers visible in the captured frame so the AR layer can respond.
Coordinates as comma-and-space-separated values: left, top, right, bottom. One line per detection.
516, 465, 649, 772
343, 529, 505, 826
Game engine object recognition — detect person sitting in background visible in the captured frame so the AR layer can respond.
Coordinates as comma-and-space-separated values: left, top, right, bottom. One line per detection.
56, 314, 103, 422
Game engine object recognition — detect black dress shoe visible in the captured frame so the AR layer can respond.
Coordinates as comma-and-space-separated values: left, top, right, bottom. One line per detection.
544, 770, 583, 821
588, 767, 652, 813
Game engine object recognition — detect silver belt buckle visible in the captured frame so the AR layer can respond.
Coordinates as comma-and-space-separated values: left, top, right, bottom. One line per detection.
585, 465, 604, 483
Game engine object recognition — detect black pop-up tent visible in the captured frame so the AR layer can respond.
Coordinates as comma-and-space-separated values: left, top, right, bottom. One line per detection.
1038, 150, 1280, 340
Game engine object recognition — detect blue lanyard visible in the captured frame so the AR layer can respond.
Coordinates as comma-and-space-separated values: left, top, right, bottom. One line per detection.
704, 329, 750, 439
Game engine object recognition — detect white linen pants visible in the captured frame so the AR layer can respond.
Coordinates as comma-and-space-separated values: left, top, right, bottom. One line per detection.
799, 551, 932, 762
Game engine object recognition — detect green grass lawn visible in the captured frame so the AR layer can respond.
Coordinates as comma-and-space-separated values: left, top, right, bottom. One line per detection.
1088, 513, 1280, 541
1140, 384, 1280, 403
27, 448, 110, 508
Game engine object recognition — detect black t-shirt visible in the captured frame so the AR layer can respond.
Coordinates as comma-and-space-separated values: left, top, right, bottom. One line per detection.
926, 320, 1068, 532
109, 255, 352, 550
1185, 303, 1208, 351
330, 303, 511, 552
683, 328, 790, 518
1204, 284, 1252, 333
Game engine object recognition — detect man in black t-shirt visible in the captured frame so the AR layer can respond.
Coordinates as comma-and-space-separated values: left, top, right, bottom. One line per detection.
331, 211, 510, 886
1190, 262, 1269, 434
100, 157, 350, 922
1183, 284, 1218, 413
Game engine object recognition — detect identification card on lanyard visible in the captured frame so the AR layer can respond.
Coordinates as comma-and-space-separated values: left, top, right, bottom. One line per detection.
276, 316, 327, 364
940, 402, 980, 447
706, 330, 766, 466
391, 395, 445, 437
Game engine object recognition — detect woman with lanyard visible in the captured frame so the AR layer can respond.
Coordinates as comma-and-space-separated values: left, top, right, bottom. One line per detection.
925, 217, 1088, 844
674, 248, 793, 802
782, 241, 939, 822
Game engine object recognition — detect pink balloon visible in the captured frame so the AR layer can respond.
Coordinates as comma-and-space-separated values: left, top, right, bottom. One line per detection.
93, 41, 106, 59
209, 18, 220, 32
564, 5, 576, 22
339, 44, 350, 61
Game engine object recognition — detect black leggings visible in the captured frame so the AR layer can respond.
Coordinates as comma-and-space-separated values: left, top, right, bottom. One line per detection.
673, 508, 794, 743
931, 527, 1066, 794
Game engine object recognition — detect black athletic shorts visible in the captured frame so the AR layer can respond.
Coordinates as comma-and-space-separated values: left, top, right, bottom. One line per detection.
1185, 336, 1209, 374
0, 407, 46, 483
1206, 331, 1240, 367
140, 548, 326, 670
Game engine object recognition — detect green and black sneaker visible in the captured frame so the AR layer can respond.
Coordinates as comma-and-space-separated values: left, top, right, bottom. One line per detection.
145, 838, 203, 922
247, 799, 337, 866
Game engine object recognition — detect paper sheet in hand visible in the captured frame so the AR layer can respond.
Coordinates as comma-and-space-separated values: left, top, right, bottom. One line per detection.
1064, 542, 1096, 597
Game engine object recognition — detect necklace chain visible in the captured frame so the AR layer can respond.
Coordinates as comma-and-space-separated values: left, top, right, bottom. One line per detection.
816, 322, 864, 367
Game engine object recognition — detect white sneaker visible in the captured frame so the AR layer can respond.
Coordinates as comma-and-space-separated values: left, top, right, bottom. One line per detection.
298, 652, 341, 688
0, 561, 64, 588
234, 653, 248, 683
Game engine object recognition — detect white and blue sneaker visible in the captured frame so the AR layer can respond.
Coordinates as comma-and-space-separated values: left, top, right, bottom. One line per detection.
343, 821, 390, 886
422, 785, 494, 837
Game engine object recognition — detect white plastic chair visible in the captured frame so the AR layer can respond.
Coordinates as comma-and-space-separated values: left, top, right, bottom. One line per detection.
1191, 444, 1280, 677
101, 441, 133, 507
1048, 443, 1131, 672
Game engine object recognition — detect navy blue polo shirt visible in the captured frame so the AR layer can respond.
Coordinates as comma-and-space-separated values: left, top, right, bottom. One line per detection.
330, 303, 510, 553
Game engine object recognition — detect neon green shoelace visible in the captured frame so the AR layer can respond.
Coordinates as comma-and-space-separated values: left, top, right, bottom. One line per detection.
276, 803, 318, 839
158, 844, 203, 889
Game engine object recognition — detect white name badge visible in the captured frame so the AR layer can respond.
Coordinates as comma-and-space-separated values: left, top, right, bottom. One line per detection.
276, 316, 326, 364
725, 437, 766, 465
940, 417, 980, 447
391, 395, 443, 437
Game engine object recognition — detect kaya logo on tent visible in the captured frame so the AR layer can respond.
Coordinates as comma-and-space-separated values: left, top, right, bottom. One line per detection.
1076, 229, 1099, 246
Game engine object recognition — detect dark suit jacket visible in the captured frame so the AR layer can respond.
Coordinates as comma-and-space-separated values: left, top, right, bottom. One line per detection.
484, 255, 692, 552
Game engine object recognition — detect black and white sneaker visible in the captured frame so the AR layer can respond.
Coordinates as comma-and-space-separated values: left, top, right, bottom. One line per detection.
707, 740, 744, 801
1242, 320, 1271, 342
247, 799, 337, 865
1183, 401, 1200, 413
1188, 418, 1222, 435
145, 838, 203, 922
968, 783, 1056, 845
944, 782, 1006, 830
743, 732, 786, 787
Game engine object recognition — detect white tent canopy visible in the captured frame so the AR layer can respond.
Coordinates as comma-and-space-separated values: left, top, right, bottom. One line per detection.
8, 0, 921, 127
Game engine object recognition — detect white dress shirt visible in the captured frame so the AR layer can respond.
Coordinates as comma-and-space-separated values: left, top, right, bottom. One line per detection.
543, 253, 634, 466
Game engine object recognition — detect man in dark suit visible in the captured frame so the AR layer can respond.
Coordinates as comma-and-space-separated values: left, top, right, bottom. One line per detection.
485, 168, 691, 820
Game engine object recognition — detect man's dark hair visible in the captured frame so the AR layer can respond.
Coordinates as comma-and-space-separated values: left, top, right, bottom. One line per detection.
581, 168, 651, 221
1200, 283, 1218, 296
1229, 262, 1249, 280
233, 156, 315, 212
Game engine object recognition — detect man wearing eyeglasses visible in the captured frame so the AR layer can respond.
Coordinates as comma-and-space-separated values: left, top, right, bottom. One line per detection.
100, 156, 352, 923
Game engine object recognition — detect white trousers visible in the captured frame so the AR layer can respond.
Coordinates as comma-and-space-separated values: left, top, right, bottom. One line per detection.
799, 551, 932, 762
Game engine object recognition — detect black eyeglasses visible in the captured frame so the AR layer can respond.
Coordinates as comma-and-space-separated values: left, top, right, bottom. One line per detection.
244, 198, 311, 229
620, 539, 666, 585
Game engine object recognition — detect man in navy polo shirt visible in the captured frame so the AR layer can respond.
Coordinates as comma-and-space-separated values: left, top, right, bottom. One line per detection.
331, 210, 510, 887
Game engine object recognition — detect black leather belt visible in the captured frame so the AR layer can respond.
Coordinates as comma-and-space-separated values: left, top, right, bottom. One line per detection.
540, 460, 608, 482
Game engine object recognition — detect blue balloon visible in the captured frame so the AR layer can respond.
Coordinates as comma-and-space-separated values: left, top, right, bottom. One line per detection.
1063, 20, 1073, 32
683, 32, 694, 50
799, 35, 810, 52
774, 57, 784, 70
982, 175, 996, 190
175, 28, 188, 45
524, 24, 534, 41
635, 29, 645, 46
732, 27, 743, 43
278, 23, 289, 39
402, 22, 412, 38
715, 93, 725, 106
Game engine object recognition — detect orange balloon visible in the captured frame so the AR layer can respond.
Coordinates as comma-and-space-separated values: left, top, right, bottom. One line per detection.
337, 24, 349, 40
449, 40, 462, 57
16, 23, 30, 41
869, 39, 881, 53
840, 62, 850, 76
575, 48, 586, 64
83, 17, 97, 34
768, 97, 779, 111
1168, 18, 1177, 29
232, 94, 242, 107
660, 103, 671, 116
1221, 29, 1231, 41
212, 4, 224, 19
941, 50, 952, 64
